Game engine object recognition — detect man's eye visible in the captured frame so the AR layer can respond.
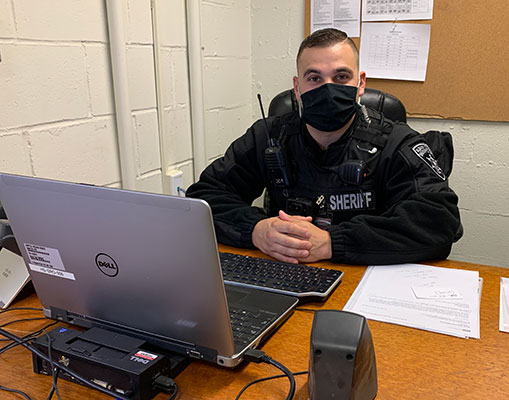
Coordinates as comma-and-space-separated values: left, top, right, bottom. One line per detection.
308, 76, 321, 82
335, 74, 350, 82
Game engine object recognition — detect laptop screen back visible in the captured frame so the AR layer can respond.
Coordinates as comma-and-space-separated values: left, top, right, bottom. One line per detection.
0, 174, 235, 358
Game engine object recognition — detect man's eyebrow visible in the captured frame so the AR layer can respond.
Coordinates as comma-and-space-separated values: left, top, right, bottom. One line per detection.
334, 67, 354, 74
303, 68, 322, 77
302, 67, 354, 77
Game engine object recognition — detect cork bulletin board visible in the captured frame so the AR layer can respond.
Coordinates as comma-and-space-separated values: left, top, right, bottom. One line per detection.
305, 0, 509, 122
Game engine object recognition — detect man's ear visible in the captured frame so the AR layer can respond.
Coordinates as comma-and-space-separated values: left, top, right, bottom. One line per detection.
293, 76, 301, 101
358, 71, 367, 97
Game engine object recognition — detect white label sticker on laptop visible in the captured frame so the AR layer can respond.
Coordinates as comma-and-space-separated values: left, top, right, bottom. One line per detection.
24, 243, 75, 280
28, 264, 76, 280
24, 243, 66, 270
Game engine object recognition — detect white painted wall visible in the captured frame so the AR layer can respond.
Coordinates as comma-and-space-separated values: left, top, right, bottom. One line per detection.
201, 0, 253, 163
1, 0, 507, 268
251, 0, 305, 118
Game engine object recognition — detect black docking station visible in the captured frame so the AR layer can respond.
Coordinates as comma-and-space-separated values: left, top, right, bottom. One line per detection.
32, 326, 190, 400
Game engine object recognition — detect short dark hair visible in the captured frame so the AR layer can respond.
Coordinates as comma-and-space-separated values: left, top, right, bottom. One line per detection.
296, 28, 359, 69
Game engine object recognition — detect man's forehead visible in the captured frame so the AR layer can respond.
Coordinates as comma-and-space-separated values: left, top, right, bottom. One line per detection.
297, 42, 358, 74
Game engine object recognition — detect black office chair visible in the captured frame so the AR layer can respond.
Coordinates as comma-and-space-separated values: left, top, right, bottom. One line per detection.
268, 87, 407, 123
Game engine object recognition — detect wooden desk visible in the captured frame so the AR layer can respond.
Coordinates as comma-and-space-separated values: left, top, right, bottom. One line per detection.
1, 245, 508, 399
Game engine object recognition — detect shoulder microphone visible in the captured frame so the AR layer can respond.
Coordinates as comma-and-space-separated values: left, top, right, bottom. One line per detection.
328, 161, 366, 186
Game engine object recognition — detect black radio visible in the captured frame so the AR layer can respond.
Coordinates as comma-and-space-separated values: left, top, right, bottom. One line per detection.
265, 144, 293, 187
258, 94, 294, 188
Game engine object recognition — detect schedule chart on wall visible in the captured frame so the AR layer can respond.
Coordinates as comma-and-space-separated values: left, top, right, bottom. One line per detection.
310, 0, 361, 37
362, 0, 434, 21
359, 22, 430, 81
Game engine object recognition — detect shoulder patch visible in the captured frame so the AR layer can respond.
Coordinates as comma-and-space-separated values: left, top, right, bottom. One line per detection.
412, 143, 446, 180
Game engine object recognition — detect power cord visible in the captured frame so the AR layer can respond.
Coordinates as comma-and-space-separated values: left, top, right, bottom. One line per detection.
235, 370, 308, 400
0, 307, 44, 314
0, 317, 49, 328
0, 315, 56, 400
0, 385, 32, 400
43, 329, 62, 400
154, 375, 178, 400
0, 321, 59, 353
240, 349, 297, 400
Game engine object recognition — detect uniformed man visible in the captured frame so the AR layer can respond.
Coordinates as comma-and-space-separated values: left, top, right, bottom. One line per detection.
186, 28, 462, 265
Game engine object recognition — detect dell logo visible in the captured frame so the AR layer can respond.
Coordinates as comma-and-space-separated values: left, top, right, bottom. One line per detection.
95, 253, 118, 277
98, 261, 115, 269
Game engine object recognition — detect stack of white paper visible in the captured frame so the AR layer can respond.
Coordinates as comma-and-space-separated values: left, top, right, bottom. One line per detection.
344, 264, 481, 339
500, 278, 509, 333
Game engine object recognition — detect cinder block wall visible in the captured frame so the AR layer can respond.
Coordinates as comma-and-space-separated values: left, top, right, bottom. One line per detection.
0, 0, 192, 193
201, 0, 253, 162
0, 0, 121, 185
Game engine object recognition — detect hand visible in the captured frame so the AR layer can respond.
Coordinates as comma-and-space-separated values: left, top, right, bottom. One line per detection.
252, 211, 313, 264
278, 211, 332, 263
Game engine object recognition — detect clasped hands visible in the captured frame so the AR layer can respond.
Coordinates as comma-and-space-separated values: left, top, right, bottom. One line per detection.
252, 210, 332, 264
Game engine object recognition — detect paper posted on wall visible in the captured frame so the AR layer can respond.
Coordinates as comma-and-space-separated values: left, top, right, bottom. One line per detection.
343, 264, 481, 339
500, 277, 509, 333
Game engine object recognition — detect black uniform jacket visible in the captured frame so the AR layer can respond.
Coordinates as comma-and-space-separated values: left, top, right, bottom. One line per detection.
186, 108, 463, 265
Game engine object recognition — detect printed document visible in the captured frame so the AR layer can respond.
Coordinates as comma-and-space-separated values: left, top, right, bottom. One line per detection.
344, 264, 481, 339
311, 0, 361, 37
362, 0, 434, 22
500, 277, 509, 333
359, 22, 431, 81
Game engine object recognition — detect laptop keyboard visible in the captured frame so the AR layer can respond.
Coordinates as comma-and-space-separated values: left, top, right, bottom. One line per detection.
229, 305, 278, 346
220, 252, 343, 302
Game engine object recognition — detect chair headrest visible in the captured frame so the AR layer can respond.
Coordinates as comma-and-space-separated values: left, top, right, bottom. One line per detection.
267, 87, 407, 123
268, 89, 299, 119
361, 88, 407, 123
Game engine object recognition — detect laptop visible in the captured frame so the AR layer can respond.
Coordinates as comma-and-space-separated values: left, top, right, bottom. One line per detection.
0, 248, 30, 309
0, 173, 298, 367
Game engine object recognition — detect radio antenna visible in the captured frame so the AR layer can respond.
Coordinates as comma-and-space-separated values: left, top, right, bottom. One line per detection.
257, 94, 274, 146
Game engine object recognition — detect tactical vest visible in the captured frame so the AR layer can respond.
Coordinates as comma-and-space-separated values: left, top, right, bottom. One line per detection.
264, 108, 415, 229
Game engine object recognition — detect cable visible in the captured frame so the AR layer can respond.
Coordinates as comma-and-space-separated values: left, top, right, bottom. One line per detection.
154, 375, 178, 400
0, 307, 43, 314
0, 321, 59, 351
0, 308, 47, 343
0, 385, 32, 400
0, 327, 131, 400
45, 368, 62, 400
264, 357, 296, 400
235, 370, 308, 400
43, 329, 62, 400
0, 317, 48, 328
169, 387, 178, 400
241, 349, 296, 400
0, 320, 59, 400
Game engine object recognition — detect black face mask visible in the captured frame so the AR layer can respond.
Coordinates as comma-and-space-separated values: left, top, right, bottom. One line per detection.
300, 83, 359, 132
